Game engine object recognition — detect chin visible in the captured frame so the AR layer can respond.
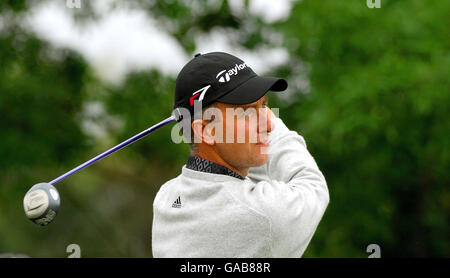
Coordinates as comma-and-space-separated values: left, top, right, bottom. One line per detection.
252, 153, 269, 167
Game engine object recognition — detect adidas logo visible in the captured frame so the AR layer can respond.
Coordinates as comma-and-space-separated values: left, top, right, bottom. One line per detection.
172, 196, 182, 208
216, 62, 247, 83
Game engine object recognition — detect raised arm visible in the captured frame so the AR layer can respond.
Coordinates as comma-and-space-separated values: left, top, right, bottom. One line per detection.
245, 116, 330, 257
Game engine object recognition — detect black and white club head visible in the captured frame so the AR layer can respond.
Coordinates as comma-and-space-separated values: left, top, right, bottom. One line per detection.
23, 183, 60, 226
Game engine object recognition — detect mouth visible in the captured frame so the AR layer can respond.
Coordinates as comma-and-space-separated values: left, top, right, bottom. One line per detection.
256, 135, 269, 146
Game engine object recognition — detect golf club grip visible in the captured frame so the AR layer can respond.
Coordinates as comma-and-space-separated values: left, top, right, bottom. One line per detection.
49, 116, 176, 185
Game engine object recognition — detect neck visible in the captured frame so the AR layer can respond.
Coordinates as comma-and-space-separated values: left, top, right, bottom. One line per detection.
195, 146, 249, 177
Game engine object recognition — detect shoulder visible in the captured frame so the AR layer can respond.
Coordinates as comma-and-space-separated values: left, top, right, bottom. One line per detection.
153, 174, 182, 206
223, 179, 282, 220
220, 180, 274, 244
225, 179, 308, 225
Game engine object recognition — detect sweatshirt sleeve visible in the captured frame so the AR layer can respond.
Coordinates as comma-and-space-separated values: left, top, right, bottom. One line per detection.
245, 117, 330, 257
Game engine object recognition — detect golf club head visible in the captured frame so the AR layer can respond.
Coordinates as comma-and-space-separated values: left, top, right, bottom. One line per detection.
23, 183, 60, 226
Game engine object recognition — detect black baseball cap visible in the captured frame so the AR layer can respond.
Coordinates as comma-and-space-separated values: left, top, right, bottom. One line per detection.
173, 52, 287, 119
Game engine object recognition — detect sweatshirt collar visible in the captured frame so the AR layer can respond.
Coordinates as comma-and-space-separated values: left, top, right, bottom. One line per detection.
186, 156, 245, 180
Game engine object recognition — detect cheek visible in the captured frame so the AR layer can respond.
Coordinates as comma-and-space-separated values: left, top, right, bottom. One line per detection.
239, 117, 259, 143
253, 145, 269, 165
221, 114, 258, 144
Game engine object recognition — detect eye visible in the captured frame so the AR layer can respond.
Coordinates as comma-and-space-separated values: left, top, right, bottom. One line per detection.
243, 108, 257, 117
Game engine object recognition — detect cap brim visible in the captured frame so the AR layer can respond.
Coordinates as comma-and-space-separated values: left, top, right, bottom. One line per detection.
216, 76, 287, 105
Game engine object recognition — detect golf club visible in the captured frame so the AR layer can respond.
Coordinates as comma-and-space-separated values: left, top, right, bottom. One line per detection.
23, 113, 181, 226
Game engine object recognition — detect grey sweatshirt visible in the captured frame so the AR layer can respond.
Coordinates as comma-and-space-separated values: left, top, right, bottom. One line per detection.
152, 117, 329, 257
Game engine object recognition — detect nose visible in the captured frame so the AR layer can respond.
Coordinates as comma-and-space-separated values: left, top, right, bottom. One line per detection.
258, 107, 273, 134
267, 109, 274, 133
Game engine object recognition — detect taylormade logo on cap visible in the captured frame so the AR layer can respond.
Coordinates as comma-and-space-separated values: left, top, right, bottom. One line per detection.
173, 52, 287, 117
216, 62, 248, 83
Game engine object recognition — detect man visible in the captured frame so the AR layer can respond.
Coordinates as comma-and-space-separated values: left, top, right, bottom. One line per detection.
152, 52, 329, 257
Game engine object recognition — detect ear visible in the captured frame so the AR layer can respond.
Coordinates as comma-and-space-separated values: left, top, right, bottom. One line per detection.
192, 119, 215, 145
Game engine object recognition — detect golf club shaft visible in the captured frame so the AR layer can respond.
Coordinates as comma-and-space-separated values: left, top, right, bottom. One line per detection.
49, 115, 176, 185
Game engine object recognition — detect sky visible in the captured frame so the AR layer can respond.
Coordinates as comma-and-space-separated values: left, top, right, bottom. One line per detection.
24, 0, 296, 85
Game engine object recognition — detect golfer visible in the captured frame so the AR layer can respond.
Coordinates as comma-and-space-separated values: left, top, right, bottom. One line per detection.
152, 52, 329, 257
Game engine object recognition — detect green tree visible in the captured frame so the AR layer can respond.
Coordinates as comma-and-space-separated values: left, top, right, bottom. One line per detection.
276, 0, 449, 257
0, 1, 95, 256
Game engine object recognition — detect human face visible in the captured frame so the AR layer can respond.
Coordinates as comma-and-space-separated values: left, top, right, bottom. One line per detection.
213, 96, 273, 175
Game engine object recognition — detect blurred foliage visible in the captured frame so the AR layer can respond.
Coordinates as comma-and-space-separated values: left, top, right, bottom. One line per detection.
0, 32, 90, 170
103, 70, 188, 166
0, 0, 448, 257
274, 0, 449, 257
0, 0, 28, 13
